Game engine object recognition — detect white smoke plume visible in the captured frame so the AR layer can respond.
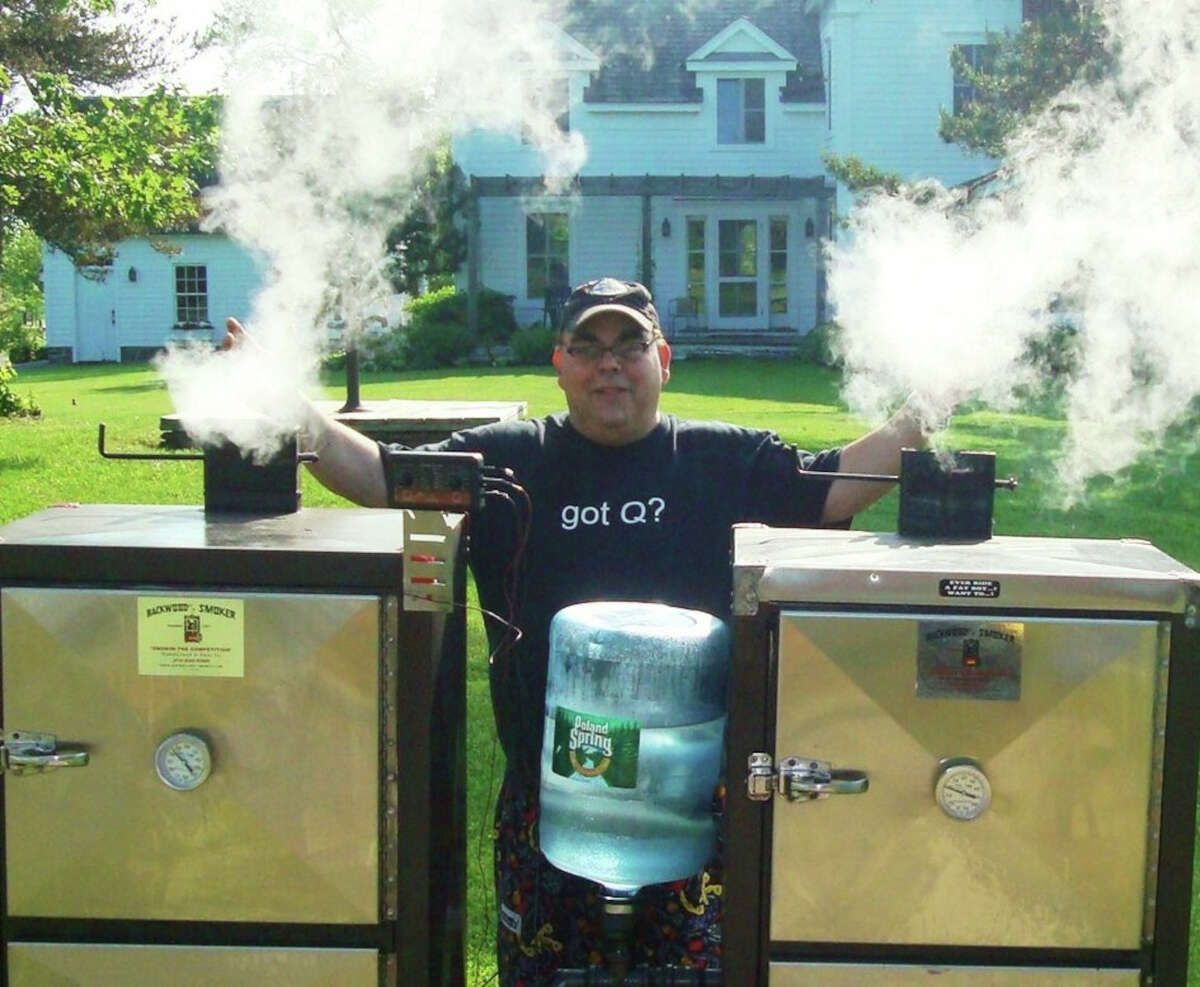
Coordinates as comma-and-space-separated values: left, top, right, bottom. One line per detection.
157, 0, 585, 457
828, 0, 1200, 496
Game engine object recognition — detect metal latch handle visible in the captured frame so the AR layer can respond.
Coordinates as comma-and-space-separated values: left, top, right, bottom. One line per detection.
0, 731, 90, 775
747, 753, 868, 802
778, 756, 868, 801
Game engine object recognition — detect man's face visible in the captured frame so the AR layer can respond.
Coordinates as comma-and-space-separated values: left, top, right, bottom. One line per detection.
553, 311, 672, 446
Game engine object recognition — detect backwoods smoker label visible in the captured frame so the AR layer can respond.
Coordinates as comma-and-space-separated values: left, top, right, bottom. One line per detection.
551, 706, 640, 789
137, 596, 246, 677
916, 620, 1023, 701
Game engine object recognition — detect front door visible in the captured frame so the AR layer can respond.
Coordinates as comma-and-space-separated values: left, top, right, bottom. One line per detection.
715, 218, 760, 329
74, 267, 118, 361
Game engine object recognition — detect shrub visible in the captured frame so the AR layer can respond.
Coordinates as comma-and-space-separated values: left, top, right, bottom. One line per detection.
796, 322, 844, 368
508, 324, 556, 366
0, 223, 46, 363
405, 286, 517, 339
477, 288, 519, 344
0, 319, 45, 363
406, 284, 463, 325
404, 285, 473, 367
0, 357, 41, 418
406, 318, 476, 368
360, 329, 409, 372
402, 285, 518, 367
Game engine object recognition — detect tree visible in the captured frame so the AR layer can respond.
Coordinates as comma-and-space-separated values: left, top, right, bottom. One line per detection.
0, 0, 220, 265
0, 219, 43, 360
383, 147, 469, 297
939, 0, 1114, 158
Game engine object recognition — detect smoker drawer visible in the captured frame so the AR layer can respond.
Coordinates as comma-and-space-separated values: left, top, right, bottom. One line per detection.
769, 963, 1140, 985
7, 942, 378, 985
769, 611, 1163, 950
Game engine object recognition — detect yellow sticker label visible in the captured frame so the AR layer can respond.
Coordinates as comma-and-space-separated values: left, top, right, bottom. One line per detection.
138, 597, 245, 677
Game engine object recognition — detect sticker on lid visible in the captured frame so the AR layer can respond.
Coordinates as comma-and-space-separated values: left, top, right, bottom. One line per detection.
551, 706, 640, 788
939, 578, 1001, 599
138, 596, 245, 677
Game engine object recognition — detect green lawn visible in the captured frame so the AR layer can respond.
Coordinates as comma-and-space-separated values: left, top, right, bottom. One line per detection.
2, 359, 1198, 984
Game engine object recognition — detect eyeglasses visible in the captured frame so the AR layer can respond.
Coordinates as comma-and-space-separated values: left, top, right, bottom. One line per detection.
563, 336, 659, 364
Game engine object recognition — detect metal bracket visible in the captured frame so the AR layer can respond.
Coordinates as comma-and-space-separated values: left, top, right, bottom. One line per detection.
747, 752, 775, 801
401, 510, 460, 612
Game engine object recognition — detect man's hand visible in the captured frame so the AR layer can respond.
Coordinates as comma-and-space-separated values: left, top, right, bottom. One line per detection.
215, 315, 389, 507
221, 317, 252, 352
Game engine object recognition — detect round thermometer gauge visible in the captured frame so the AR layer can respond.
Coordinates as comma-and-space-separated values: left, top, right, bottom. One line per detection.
934, 759, 991, 821
155, 732, 212, 791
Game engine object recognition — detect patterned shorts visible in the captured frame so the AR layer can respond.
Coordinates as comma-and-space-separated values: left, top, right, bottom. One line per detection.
492, 772, 724, 987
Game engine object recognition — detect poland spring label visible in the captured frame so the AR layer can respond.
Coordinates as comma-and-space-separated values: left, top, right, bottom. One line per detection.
551, 706, 640, 788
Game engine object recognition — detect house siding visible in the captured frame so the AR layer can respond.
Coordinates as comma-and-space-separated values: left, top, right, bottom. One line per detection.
44, 235, 264, 362
454, 0, 1020, 336
477, 195, 643, 326
822, 0, 1019, 186
42, 247, 77, 359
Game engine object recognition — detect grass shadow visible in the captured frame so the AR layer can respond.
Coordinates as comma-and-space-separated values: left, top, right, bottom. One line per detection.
0, 456, 44, 473
96, 381, 167, 394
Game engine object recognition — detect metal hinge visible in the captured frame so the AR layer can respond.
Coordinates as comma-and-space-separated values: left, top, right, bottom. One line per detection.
746, 752, 869, 803
0, 731, 89, 775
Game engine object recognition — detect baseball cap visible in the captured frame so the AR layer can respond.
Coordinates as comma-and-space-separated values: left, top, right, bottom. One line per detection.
560, 278, 661, 336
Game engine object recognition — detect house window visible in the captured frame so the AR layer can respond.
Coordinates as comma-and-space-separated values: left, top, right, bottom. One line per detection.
174, 265, 209, 324
526, 213, 569, 300
686, 219, 706, 317
717, 78, 765, 144
952, 44, 994, 115
718, 219, 757, 317
769, 217, 787, 315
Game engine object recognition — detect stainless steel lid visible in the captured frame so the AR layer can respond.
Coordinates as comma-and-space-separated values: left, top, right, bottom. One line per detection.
732, 525, 1200, 615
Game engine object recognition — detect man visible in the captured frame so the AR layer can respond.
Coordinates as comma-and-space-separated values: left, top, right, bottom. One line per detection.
226, 276, 931, 984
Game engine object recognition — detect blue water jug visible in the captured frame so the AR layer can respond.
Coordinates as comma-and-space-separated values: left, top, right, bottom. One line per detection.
538, 601, 731, 893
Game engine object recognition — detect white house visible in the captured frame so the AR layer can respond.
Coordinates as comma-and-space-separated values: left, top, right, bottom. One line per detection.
42, 234, 264, 363
456, 0, 1021, 337
44, 0, 1023, 362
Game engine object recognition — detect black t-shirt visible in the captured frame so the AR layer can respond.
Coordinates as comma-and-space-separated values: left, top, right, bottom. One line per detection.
414, 412, 840, 780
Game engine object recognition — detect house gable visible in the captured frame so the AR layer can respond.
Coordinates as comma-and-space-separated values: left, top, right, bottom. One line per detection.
565, 0, 823, 104
543, 23, 601, 73
686, 17, 799, 73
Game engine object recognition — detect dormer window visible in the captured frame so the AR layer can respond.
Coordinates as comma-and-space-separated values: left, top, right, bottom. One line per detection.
717, 78, 765, 144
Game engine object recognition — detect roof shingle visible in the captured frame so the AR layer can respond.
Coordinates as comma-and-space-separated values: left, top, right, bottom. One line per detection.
563, 0, 824, 103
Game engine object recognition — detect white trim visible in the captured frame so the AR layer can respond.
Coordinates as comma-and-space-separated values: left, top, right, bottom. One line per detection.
687, 17, 798, 68
585, 102, 703, 114
780, 102, 826, 114
690, 58, 797, 74
545, 24, 601, 71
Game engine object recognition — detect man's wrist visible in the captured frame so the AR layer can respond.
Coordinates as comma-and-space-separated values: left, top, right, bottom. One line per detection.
894, 394, 952, 444
298, 398, 332, 456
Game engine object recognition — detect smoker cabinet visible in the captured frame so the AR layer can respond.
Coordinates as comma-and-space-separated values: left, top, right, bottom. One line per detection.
725, 527, 1200, 987
0, 504, 467, 987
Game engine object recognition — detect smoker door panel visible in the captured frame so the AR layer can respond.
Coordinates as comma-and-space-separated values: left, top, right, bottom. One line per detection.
770, 612, 1161, 949
2, 587, 382, 923
768, 963, 1140, 985
7, 943, 377, 985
